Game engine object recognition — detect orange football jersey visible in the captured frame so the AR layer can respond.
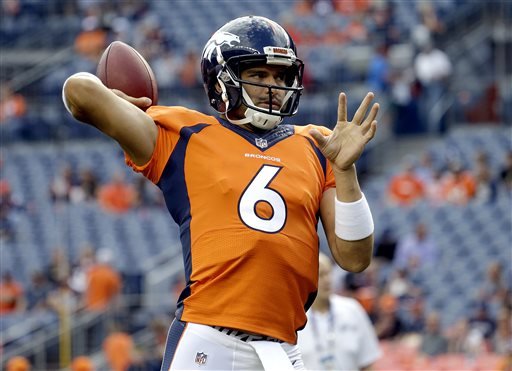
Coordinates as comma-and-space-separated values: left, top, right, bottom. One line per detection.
126, 106, 335, 344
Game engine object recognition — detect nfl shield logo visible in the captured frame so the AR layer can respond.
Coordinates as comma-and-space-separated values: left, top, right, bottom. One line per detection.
195, 352, 208, 365
255, 138, 268, 148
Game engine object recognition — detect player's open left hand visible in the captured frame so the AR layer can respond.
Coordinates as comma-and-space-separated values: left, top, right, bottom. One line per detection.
310, 92, 378, 172
111, 89, 152, 111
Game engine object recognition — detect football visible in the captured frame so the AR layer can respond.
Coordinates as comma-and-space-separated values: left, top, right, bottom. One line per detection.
96, 41, 158, 107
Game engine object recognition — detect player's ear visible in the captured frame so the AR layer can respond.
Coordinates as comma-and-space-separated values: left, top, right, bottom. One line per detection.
214, 83, 222, 94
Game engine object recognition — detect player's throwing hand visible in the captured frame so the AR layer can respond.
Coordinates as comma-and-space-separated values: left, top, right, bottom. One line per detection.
310, 92, 379, 172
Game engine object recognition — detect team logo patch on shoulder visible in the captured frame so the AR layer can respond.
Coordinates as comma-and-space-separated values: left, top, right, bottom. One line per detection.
195, 352, 208, 365
255, 138, 268, 148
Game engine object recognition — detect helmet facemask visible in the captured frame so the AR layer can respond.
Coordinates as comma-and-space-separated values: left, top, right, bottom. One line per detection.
215, 52, 304, 130
201, 16, 305, 130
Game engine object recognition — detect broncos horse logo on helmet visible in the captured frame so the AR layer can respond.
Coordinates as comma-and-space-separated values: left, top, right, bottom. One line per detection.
203, 32, 241, 61
201, 15, 304, 130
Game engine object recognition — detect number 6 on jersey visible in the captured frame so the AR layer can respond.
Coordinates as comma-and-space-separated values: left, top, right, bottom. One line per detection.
238, 165, 287, 233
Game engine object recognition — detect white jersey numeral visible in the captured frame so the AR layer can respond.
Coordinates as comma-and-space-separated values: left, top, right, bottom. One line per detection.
238, 165, 287, 233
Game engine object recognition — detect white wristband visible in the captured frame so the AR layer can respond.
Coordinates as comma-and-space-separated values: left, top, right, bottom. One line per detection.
62, 72, 102, 115
334, 193, 374, 241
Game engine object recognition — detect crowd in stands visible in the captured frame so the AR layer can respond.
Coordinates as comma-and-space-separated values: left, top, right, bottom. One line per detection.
386, 149, 512, 207
336, 234, 511, 368
49, 164, 164, 213
1, 0, 505, 143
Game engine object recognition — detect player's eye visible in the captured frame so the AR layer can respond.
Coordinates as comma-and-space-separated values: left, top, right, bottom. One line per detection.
249, 72, 266, 78
276, 73, 286, 82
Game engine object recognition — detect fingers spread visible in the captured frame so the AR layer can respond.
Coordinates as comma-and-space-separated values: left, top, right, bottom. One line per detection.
337, 92, 347, 123
361, 103, 379, 133
352, 92, 374, 125
364, 121, 377, 142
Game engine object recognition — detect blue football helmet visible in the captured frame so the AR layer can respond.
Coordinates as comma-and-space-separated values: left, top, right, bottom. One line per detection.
201, 15, 304, 130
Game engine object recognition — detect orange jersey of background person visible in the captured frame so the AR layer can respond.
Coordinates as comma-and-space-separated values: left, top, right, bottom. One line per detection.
85, 263, 122, 311
125, 106, 335, 344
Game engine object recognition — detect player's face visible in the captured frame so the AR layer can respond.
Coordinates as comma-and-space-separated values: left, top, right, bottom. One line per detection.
227, 64, 288, 121
239, 64, 288, 111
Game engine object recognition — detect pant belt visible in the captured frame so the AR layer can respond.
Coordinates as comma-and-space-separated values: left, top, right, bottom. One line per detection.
211, 326, 283, 343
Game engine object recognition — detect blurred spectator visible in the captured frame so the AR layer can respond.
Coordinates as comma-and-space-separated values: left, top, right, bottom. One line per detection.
74, 3, 108, 63
152, 49, 182, 91
374, 227, 398, 263
178, 50, 201, 89
416, 1, 445, 40
47, 278, 80, 314
68, 244, 96, 295
343, 260, 380, 296
425, 169, 446, 205
344, 12, 369, 45
385, 268, 420, 300
293, 0, 315, 16
373, 293, 402, 340
492, 308, 512, 355
366, 43, 390, 93
464, 83, 501, 123
401, 297, 426, 334
414, 40, 452, 133
134, 14, 168, 63
0, 272, 25, 314
103, 330, 135, 371
368, 1, 401, 46
98, 172, 137, 213
468, 304, 497, 349
26, 271, 52, 311
2, 0, 21, 18
70, 168, 99, 203
0, 84, 27, 141
473, 151, 498, 204
419, 311, 448, 357
445, 318, 470, 353
389, 66, 422, 135
298, 253, 381, 370
0, 179, 24, 242
50, 164, 76, 203
387, 160, 425, 206
84, 248, 122, 311
46, 248, 71, 287
134, 175, 163, 209
414, 151, 438, 186
130, 317, 169, 370
6, 356, 31, 371
499, 150, 512, 195
85, 248, 122, 351
334, 0, 371, 16
394, 222, 438, 269
441, 161, 476, 205
71, 356, 95, 371
476, 261, 510, 318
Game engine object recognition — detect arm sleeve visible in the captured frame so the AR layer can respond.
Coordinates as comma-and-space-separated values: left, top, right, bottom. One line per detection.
124, 106, 198, 184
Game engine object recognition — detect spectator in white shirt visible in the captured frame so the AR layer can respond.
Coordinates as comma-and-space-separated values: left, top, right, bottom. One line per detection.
298, 253, 382, 370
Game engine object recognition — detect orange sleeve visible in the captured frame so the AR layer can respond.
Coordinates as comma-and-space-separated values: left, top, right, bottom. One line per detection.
125, 106, 216, 184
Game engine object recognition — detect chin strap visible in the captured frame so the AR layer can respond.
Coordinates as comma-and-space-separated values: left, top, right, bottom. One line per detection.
222, 82, 283, 130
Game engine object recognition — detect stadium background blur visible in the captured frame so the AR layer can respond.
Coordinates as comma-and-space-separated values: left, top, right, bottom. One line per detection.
1, 0, 511, 370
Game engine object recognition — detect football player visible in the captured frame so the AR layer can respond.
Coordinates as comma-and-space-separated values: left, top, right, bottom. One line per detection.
63, 15, 378, 370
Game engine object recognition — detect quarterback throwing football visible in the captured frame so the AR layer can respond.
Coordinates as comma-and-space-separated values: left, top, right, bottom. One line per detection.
63, 15, 378, 370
